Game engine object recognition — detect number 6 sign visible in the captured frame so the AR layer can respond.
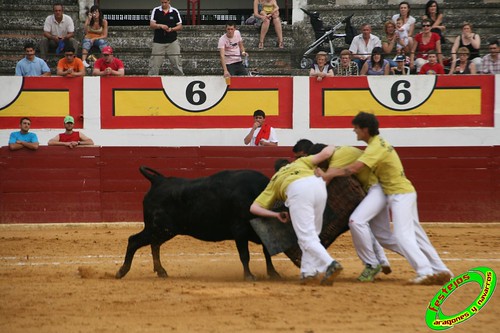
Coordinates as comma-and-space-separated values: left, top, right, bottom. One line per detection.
367, 76, 437, 111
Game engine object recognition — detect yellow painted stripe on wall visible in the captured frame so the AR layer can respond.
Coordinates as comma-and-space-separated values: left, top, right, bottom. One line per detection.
0, 92, 69, 117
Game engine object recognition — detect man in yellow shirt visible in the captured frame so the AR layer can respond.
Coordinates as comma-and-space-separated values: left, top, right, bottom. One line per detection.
318, 112, 452, 285
250, 145, 342, 285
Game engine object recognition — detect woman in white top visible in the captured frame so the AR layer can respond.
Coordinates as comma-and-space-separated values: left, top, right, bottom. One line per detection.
392, 1, 416, 39
309, 51, 334, 81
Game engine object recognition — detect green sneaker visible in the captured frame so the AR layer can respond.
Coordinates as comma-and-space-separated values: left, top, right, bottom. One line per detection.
357, 264, 382, 282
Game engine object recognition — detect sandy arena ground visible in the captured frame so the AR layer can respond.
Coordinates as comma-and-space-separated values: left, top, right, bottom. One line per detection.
0, 222, 498, 333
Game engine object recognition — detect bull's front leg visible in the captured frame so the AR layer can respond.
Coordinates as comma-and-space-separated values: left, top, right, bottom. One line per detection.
116, 231, 151, 279
262, 245, 280, 280
151, 243, 168, 278
235, 239, 255, 281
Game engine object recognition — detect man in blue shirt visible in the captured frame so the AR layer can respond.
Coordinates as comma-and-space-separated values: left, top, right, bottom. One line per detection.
8, 117, 39, 151
15, 42, 51, 77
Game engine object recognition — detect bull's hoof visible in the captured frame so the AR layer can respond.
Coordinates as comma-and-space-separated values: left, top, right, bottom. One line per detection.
155, 267, 168, 278
268, 271, 281, 280
115, 267, 128, 279
244, 273, 257, 281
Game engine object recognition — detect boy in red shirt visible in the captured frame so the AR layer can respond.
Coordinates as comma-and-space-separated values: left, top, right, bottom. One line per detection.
419, 50, 445, 74
92, 46, 125, 76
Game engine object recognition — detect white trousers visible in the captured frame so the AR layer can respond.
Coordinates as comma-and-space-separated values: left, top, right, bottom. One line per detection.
286, 176, 333, 277
148, 40, 184, 76
350, 184, 402, 267
388, 192, 449, 276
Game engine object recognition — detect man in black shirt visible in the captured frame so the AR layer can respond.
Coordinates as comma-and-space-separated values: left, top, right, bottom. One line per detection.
148, 0, 184, 75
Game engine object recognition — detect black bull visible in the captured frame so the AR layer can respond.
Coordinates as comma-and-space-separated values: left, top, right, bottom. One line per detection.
116, 166, 365, 280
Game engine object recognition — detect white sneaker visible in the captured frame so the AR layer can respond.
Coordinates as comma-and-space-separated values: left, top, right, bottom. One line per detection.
408, 274, 435, 285
83, 60, 90, 68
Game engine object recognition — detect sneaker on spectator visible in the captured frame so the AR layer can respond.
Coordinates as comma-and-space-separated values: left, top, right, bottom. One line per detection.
320, 260, 343, 286
83, 60, 90, 68
358, 264, 382, 282
408, 274, 435, 285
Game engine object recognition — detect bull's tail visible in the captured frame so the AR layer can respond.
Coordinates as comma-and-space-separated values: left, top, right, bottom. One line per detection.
139, 166, 164, 183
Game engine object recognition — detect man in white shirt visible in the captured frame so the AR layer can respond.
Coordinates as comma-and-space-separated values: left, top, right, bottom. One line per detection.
348, 24, 381, 70
40, 3, 79, 59
244, 110, 278, 146
218, 22, 248, 78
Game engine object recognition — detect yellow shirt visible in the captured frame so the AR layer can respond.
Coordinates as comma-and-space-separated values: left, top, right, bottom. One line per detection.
328, 146, 377, 192
358, 135, 415, 194
254, 156, 316, 209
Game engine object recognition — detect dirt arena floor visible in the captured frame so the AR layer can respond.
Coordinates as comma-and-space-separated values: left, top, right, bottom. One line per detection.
0, 222, 498, 333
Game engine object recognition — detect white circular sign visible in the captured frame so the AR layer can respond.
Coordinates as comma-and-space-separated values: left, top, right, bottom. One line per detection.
367, 76, 437, 111
161, 76, 229, 112
0, 76, 23, 109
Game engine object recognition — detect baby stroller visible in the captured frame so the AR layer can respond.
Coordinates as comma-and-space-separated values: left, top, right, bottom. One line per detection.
300, 9, 355, 69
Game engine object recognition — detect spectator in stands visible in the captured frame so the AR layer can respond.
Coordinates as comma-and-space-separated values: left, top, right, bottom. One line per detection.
56, 46, 85, 77
391, 54, 408, 75
310, 51, 334, 81
482, 40, 499, 74
410, 19, 442, 73
81, 5, 109, 68
392, 1, 416, 38
360, 47, 390, 75
148, 0, 184, 76
395, 17, 410, 54
244, 109, 278, 146
422, 0, 445, 44
451, 22, 482, 72
8, 117, 39, 151
254, 0, 284, 49
92, 46, 125, 76
40, 3, 79, 60
449, 47, 477, 75
349, 24, 381, 70
335, 49, 359, 76
419, 50, 445, 74
381, 21, 399, 68
292, 139, 313, 158
218, 22, 248, 78
15, 42, 51, 77
48, 115, 94, 148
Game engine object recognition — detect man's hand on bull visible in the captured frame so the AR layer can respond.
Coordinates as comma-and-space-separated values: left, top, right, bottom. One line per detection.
277, 211, 290, 223
315, 167, 326, 179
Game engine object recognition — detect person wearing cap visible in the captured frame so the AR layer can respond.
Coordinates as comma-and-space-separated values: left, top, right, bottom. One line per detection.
92, 46, 125, 76
391, 54, 408, 75
56, 46, 85, 77
148, 0, 184, 76
309, 51, 334, 81
8, 117, 39, 151
48, 115, 94, 148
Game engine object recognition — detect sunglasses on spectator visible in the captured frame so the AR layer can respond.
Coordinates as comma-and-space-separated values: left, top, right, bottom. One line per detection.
422, 24, 431, 27
65, 53, 75, 57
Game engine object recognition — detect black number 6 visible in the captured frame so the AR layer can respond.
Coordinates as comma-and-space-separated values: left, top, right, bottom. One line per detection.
391, 80, 412, 105
186, 81, 207, 105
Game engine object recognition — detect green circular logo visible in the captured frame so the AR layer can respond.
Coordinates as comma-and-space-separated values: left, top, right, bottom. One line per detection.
425, 266, 497, 330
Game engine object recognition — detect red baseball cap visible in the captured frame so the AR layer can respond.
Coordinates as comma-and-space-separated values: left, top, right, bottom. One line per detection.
102, 46, 113, 54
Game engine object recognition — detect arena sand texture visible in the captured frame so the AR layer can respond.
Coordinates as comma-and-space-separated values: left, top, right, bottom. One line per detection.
0, 223, 498, 333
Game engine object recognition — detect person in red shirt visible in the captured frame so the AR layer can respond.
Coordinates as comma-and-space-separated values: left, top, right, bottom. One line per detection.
92, 46, 125, 76
410, 19, 442, 73
48, 115, 94, 148
56, 46, 85, 77
418, 50, 445, 74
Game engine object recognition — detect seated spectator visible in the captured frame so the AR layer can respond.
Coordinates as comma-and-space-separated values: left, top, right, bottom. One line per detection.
15, 42, 51, 77
349, 24, 381, 70
422, 0, 446, 44
82, 5, 109, 68
244, 109, 278, 146
56, 46, 85, 77
410, 19, 442, 73
48, 115, 94, 148
392, 1, 416, 38
449, 47, 477, 75
254, 0, 283, 49
360, 47, 390, 75
92, 46, 125, 76
419, 50, 445, 74
8, 117, 39, 151
218, 22, 248, 78
40, 3, 79, 60
381, 21, 399, 68
309, 51, 334, 81
391, 54, 408, 75
335, 49, 359, 76
482, 40, 499, 74
451, 22, 482, 72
